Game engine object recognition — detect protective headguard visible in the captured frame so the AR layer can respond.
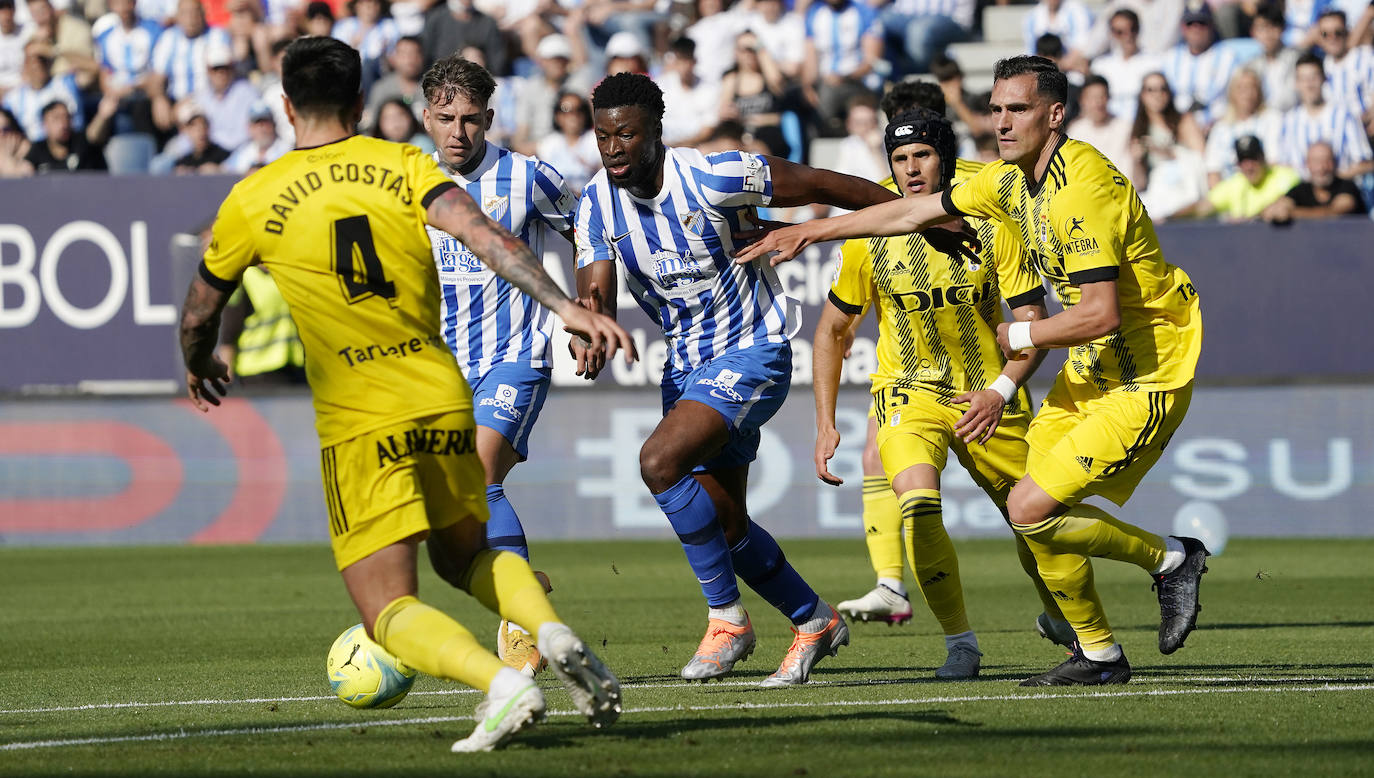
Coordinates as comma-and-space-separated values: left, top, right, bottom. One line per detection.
884, 107, 957, 190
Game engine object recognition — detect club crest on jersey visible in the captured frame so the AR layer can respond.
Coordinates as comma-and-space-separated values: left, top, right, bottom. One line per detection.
483, 195, 509, 222
651, 250, 708, 290
697, 368, 744, 402
1037, 212, 1051, 245
682, 210, 706, 236
436, 235, 483, 274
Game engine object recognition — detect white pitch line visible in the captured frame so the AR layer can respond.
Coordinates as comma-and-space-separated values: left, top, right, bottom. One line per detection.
3, 683, 1372, 752
0, 674, 1364, 716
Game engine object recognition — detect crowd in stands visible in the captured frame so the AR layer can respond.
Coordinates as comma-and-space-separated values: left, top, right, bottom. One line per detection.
0, 0, 1370, 222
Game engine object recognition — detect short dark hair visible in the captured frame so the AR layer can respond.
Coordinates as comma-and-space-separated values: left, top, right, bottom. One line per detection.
304, 0, 333, 19
1253, 2, 1283, 26
993, 55, 1068, 106
882, 79, 946, 118
1317, 8, 1347, 24
1110, 8, 1140, 32
39, 99, 67, 119
1296, 51, 1325, 75
282, 36, 361, 123
929, 54, 963, 83
1035, 33, 1064, 59
669, 36, 695, 59
422, 55, 496, 108
591, 72, 665, 124
551, 90, 591, 132
1083, 74, 1109, 93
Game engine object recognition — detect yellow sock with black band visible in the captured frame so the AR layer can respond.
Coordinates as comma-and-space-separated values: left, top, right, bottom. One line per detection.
862, 475, 904, 583
1013, 503, 1166, 572
900, 488, 970, 636
373, 595, 503, 692
462, 549, 561, 634
1013, 532, 1068, 623
1018, 537, 1117, 652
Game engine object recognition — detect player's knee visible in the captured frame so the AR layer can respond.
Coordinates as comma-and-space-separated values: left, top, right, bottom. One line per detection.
639, 445, 682, 493
1005, 488, 1043, 528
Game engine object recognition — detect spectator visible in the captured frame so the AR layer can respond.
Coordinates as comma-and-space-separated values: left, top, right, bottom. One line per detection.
1090, 8, 1160, 120
1278, 53, 1374, 184
302, 1, 335, 38
602, 30, 648, 75
215, 266, 307, 387
362, 34, 425, 130
718, 29, 789, 157
0, 104, 33, 175
510, 33, 582, 156
1245, 3, 1298, 112
685, 0, 752, 85
149, 0, 233, 131
1204, 68, 1281, 187
1159, 3, 1239, 127
1035, 33, 1081, 121
1130, 70, 1207, 217
332, 0, 399, 91
225, 0, 267, 72
1263, 140, 1368, 220
1282, 0, 1329, 50
1081, 0, 1182, 60
191, 40, 260, 152
172, 100, 229, 173
572, 0, 665, 69
1180, 134, 1299, 219
23, 0, 98, 82
696, 117, 767, 154
535, 89, 598, 195
1067, 74, 1133, 172
0, 0, 26, 96
660, 36, 720, 146
421, 0, 505, 75
874, 0, 973, 78
928, 56, 981, 154
831, 94, 886, 184
93, 0, 162, 136
802, 0, 883, 137
257, 36, 293, 144
1024, 0, 1094, 63
746, 0, 804, 81
1315, 10, 1374, 131
3, 40, 83, 140
224, 101, 291, 173
370, 94, 433, 150
24, 93, 113, 171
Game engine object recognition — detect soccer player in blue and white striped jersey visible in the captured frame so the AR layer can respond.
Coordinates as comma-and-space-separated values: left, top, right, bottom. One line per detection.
574, 72, 919, 687
149, 0, 232, 104
420, 55, 577, 678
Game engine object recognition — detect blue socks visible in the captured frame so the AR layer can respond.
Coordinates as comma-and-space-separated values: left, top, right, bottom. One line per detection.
654, 475, 740, 606
484, 484, 528, 560
731, 521, 820, 625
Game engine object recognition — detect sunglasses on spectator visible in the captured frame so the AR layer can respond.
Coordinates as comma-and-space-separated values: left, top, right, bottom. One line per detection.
1320, 29, 1347, 38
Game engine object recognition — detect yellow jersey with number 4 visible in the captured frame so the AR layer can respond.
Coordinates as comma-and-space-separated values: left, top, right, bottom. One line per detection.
946, 137, 1202, 392
202, 135, 467, 446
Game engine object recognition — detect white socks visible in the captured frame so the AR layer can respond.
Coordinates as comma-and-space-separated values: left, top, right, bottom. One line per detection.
797, 600, 835, 633
708, 600, 749, 626
1083, 643, 1124, 662
1153, 536, 1187, 575
944, 630, 978, 651
489, 666, 532, 698
878, 577, 907, 597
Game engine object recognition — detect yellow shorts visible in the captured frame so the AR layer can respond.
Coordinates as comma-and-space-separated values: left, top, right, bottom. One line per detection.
1026, 376, 1193, 507
321, 410, 489, 571
873, 387, 1030, 503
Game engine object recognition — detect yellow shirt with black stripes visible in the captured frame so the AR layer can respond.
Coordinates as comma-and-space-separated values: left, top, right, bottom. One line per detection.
944, 137, 1202, 392
201, 135, 470, 447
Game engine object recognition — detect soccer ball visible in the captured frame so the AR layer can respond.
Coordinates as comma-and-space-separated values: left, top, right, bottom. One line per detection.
327, 623, 417, 709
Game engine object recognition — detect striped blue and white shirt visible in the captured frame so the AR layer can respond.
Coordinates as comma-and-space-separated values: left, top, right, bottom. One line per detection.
1324, 44, 1374, 117
1283, 0, 1334, 46
1277, 101, 1373, 174
888, 0, 974, 29
1204, 109, 1283, 179
150, 26, 232, 101
426, 144, 576, 376
804, 0, 882, 79
575, 147, 792, 372
331, 17, 400, 64
1024, 0, 1094, 55
1160, 43, 1239, 126
1, 72, 84, 140
94, 16, 163, 88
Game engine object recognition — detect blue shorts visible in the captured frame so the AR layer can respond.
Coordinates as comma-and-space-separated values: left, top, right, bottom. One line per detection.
660, 341, 792, 471
468, 363, 551, 460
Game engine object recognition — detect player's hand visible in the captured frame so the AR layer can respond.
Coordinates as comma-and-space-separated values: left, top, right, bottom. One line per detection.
920, 219, 982, 265
186, 355, 231, 412
732, 220, 815, 266
995, 321, 1021, 359
569, 282, 609, 379
560, 302, 638, 366
951, 389, 1005, 445
814, 425, 844, 486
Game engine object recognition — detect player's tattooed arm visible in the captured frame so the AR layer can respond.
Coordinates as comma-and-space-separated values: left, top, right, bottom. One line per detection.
179, 275, 233, 411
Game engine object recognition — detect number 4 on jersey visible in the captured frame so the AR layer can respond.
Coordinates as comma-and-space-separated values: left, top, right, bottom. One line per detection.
334, 214, 397, 305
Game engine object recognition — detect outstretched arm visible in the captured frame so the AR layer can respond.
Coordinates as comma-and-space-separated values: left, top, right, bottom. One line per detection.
766, 155, 899, 210
180, 274, 234, 411
734, 191, 957, 265
426, 188, 637, 364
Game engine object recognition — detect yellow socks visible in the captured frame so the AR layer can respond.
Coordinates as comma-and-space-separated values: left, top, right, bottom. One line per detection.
862, 475, 904, 581
463, 549, 560, 633
373, 595, 504, 691
1012, 532, 1068, 623
900, 488, 970, 636
1014, 503, 1166, 572
1018, 536, 1116, 652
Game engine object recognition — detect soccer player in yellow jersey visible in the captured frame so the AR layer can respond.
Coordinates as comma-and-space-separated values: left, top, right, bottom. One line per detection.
179, 37, 636, 751
815, 108, 1073, 680
739, 55, 1210, 686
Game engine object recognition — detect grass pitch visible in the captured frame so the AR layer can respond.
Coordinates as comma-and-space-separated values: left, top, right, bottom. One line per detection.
2, 538, 1371, 776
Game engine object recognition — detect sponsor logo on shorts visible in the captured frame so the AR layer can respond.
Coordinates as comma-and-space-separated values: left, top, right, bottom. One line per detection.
376, 427, 477, 466
478, 383, 524, 423
697, 368, 744, 403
